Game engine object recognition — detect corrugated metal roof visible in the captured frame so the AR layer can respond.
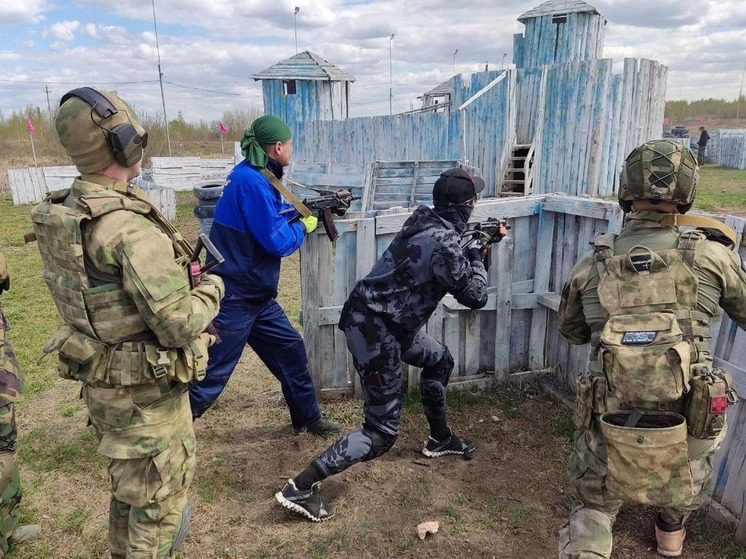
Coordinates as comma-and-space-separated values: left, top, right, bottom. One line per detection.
420, 77, 454, 98
251, 51, 356, 82
518, 0, 601, 23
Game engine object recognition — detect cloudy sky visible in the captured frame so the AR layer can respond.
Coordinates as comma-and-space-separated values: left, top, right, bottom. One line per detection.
1, 0, 745, 124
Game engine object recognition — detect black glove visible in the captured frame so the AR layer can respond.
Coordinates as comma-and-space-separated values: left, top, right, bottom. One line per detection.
467, 246, 484, 263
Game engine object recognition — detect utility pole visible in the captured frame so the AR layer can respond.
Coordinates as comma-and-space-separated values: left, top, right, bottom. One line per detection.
44, 84, 52, 116
151, 0, 172, 156
294, 7, 300, 53
737, 55, 746, 120
389, 34, 394, 116
452, 49, 458, 76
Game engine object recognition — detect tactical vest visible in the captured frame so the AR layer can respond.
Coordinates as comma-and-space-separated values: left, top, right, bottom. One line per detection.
591, 230, 712, 408
31, 182, 201, 388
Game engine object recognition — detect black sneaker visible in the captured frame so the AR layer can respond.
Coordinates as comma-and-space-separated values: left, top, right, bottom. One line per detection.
422, 428, 475, 459
275, 479, 335, 522
294, 417, 343, 436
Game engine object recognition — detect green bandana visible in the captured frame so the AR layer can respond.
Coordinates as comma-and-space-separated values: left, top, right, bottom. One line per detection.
240, 115, 292, 168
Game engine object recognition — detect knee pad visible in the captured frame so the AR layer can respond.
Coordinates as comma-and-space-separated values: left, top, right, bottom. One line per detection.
361, 425, 398, 461
421, 348, 454, 386
170, 502, 191, 555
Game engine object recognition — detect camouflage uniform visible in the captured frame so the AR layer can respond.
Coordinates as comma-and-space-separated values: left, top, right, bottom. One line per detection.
557, 213, 746, 558
315, 204, 488, 476
0, 254, 24, 558
33, 90, 224, 559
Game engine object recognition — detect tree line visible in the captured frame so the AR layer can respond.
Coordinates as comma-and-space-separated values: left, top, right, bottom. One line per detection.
665, 96, 746, 123
0, 105, 262, 160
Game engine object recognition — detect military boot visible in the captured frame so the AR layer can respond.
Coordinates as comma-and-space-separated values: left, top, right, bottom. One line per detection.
295, 417, 342, 436
655, 516, 685, 557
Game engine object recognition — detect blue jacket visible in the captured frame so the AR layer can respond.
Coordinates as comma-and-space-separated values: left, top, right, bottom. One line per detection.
208, 160, 306, 301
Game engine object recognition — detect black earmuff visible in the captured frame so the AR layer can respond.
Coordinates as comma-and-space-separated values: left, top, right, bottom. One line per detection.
60, 87, 144, 167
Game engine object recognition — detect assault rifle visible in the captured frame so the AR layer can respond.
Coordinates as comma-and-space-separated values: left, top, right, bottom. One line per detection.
460, 217, 510, 271
281, 188, 358, 242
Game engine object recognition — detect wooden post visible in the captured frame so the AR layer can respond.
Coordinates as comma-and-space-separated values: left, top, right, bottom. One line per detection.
528, 207, 556, 368
493, 236, 514, 381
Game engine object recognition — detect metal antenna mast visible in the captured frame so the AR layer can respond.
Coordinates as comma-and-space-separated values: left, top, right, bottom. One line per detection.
151, 0, 172, 156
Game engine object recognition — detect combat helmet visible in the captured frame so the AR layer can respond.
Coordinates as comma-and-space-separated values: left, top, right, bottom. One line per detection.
619, 140, 699, 214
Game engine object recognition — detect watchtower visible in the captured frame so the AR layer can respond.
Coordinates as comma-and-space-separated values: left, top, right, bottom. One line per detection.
251, 51, 356, 134
513, 0, 606, 68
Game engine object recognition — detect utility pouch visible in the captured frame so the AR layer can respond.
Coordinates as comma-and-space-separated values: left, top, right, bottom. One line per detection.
599, 312, 691, 404
573, 375, 594, 429
600, 411, 693, 507
686, 367, 738, 439
172, 332, 212, 383
58, 330, 109, 383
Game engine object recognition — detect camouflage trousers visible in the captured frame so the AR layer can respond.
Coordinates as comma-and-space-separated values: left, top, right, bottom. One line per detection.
315, 312, 452, 476
83, 382, 196, 559
558, 419, 726, 559
0, 452, 22, 558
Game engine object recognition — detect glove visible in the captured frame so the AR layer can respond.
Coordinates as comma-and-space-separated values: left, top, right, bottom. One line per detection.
301, 215, 318, 233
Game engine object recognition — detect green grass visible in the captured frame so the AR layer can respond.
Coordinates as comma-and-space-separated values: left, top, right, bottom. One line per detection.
694, 166, 746, 215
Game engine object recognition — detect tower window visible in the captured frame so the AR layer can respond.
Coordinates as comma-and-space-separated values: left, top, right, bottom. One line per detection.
552, 13, 567, 24
283, 80, 297, 95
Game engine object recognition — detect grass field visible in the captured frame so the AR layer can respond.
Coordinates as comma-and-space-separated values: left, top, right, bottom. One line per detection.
1, 188, 745, 558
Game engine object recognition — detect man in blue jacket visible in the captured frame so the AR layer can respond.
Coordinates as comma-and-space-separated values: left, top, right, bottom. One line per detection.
189, 115, 341, 436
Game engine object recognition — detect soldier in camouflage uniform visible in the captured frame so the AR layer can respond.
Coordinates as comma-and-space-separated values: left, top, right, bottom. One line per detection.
0, 254, 40, 557
557, 140, 746, 558
276, 168, 492, 522
31, 88, 224, 558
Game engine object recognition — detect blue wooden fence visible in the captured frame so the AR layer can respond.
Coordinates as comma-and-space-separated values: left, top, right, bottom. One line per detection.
293, 71, 515, 198
709, 129, 746, 170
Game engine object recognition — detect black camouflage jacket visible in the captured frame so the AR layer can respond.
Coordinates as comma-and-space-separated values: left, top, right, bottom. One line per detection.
344, 205, 488, 334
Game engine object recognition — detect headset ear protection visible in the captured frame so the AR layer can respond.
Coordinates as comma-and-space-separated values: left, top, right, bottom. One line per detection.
59, 87, 146, 168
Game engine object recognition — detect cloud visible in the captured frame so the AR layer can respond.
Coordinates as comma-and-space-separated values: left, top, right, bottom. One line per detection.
0, 0, 49, 24
44, 20, 81, 42
2, 0, 746, 122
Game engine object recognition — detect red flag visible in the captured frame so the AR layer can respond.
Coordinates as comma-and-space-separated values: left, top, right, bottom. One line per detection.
219, 122, 228, 134
663, 117, 669, 125
27, 118, 35, 134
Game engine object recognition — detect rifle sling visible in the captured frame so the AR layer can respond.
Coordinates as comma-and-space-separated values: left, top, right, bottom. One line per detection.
262, 169, 312, 218
660, 214, 737, 248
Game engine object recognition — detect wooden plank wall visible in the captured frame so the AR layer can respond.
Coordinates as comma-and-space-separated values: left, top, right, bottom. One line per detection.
532, 58, 667, 198
515, 12, 606, 69
150, 157, 233, 191
709, 129, 746, 170
293, 71, 514, 198
8, 168, 45, 205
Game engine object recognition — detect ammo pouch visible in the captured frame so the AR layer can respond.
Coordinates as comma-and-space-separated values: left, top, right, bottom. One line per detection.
686, 367, 738, 439
599, 312, 691, 404
44, 325, 212, 386
573, 373, 608, 429
600, 411, 693, 507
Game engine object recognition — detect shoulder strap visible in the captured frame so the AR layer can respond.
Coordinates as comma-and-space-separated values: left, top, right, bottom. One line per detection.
677, 230, 707, 268
661, 214, 736, 249
592, 233, 617, 281
261, 168, 312, 218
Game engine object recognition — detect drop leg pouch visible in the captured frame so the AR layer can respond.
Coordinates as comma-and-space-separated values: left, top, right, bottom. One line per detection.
600, 411, 694, 508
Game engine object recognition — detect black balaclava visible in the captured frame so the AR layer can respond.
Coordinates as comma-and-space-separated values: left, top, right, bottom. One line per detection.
433, 200, 472, 232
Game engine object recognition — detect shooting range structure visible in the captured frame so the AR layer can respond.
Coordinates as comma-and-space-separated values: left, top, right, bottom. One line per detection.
708, 129, 746, 169
253, 0, 746, 540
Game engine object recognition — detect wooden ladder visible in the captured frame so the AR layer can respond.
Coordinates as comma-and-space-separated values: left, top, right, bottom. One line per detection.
498, 142, 535, 197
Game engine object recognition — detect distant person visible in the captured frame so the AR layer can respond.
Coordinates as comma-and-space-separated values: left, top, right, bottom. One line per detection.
32, 87, 224, 558
188, 115, 342, 436
0, 253, 40, 557
276, 169, 497, 522
697, 126, 710, 165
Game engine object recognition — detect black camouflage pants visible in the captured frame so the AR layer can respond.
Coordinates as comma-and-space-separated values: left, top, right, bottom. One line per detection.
315, 311, 450, 476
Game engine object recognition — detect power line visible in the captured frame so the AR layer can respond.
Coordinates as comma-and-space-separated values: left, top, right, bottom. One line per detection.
162, 80, 245, 96
0, 78, 160, 85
